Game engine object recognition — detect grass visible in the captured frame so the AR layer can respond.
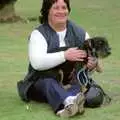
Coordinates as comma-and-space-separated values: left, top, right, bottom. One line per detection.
0, 0, 120, 120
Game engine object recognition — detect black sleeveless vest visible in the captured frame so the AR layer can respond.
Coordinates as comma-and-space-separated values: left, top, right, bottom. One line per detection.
28, 20, 85, 81
36, 20, 85, 53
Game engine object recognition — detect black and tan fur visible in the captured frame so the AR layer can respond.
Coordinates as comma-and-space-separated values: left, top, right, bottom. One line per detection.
51, 36, 111, 90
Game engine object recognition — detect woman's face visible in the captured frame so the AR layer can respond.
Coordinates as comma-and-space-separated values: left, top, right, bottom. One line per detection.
48, 0, 69, 26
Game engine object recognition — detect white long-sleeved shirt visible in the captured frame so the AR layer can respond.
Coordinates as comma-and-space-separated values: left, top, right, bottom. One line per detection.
29, 29, 90, 71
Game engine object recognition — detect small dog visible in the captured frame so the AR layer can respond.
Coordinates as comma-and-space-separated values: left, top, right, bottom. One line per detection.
83, 36, 111, 58
51, 36, 111, 90
81, 36, 111, 72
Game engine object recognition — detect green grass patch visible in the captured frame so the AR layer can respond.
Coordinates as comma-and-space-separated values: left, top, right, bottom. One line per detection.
0, 0, 120, 120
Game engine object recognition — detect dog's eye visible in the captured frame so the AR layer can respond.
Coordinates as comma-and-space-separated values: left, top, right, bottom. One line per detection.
99, 41, 103, 45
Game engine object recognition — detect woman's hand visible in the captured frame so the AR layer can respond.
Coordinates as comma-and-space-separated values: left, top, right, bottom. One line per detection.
64, 47, 87, 62
87, 56, 98, 70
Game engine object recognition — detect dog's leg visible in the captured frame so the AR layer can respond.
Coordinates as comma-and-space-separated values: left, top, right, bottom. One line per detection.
95, 60, 103, 72
81, 85, 88, 93
63, 84, 72, 90
96, 65, 102, 72
59, 69, 72, 90
59, 69, 64, 83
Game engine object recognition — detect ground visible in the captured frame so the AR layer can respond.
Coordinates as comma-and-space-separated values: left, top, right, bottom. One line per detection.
0, 0, 120, 120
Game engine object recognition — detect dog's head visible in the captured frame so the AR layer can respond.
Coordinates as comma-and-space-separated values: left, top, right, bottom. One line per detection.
84, 37, 111, 58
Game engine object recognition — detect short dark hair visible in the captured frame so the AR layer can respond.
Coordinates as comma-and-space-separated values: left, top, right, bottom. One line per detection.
39, 0, 71, 24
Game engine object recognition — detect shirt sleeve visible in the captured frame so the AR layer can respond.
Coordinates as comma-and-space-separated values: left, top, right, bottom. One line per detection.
28, 30, 66, 71
85, 32, 90, 40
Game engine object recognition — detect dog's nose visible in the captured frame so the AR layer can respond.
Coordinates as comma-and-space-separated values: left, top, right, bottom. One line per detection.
109, 47, 111, 50
107, 47, 111, 55
108, 51, 111, 55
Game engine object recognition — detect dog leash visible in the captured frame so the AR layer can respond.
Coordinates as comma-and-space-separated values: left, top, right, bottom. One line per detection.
76, 67, 111, 105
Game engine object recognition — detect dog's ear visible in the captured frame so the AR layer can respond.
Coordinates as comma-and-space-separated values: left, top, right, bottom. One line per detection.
92, 37, 108, 46
88, 36, 108, 49
85, 37, 97, 49
83, 40, 91, 50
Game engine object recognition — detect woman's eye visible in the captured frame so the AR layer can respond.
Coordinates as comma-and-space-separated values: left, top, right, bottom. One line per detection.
53, 6, 59, 10
53, 6, 67, 10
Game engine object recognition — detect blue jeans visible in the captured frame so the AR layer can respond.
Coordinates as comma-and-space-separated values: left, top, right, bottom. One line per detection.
30, 77, 80, 112
30, 77, 103, 112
